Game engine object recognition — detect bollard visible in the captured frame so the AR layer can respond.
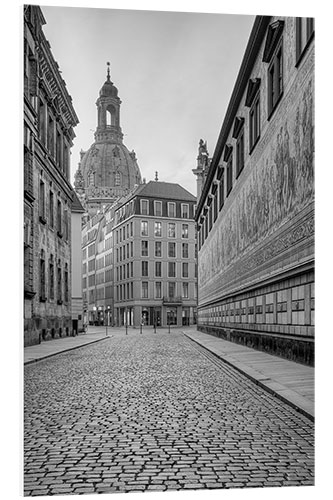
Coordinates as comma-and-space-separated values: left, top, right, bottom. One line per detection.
106, 324, 108, 336
140, 323, 142, 334
125, 322, 128, 335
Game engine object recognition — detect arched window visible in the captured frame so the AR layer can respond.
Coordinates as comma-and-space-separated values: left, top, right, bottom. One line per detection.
106, 105, 116, 126
115, 172, 121, 186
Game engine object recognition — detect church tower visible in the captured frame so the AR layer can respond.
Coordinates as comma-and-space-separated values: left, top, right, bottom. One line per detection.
74, 63, 142, 216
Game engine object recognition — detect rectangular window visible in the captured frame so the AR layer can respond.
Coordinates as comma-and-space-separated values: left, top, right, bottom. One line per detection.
56, 128, 62, 168
57, 262, 62, 303
268, 42, 283, 117
182, 262, 189, 278
155, 281, 162, 299
296, 17, 314, 63
49, 190, 54, 228
39, 179, 45, 221
168, 262, 176, 278
39, 252, 46, 301
49, 256, 54, 300
208, 205, 212, 231
142, 281, 148, 299
155, 261, 162, 277
155, 241, 162, 257
182, 224, 189, 239
142, 261, 148, 277
219, 173, 224, 210
155, 261, 162, 278
249, 93, 260, 152
141, 220, 148, 236
168, 282, 176, 298
168, 202, 176, 218
64, 208, 69, 240
140, 199, 149, 215
168, 222, 176, 238
213, 194, 218, 222
141, 240, 148, 257
182, 242, 189, 258
47, 113, 54, 157
154, 200, 162, 216
64, 265, 69, 303
57, 199, 62, 236
154, 221, 162, 237
236, 128, 245, 178
181, 204, 189, 218
226, 155, 233, 196
182, 282, 189, 299
168, 242, 176, 258
38, 98, 46, 144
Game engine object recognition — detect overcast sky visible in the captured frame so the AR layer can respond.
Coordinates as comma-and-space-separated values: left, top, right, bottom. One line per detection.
40, 5, 255, 195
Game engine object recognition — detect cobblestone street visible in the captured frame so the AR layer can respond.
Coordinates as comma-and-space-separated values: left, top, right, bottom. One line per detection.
24, 329, 314, 496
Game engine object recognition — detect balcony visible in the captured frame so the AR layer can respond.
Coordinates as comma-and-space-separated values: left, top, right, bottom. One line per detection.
162, 296, 183, 305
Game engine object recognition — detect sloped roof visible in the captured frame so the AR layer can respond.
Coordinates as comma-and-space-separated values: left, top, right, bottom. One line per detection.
71, 191, 85, 213
134, 181, 196, 202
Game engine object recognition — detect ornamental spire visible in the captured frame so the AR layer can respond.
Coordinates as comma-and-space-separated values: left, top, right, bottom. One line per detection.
106, 61, 111, 81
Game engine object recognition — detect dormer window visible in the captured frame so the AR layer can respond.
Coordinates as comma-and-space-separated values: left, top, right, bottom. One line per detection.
263, 21, 284, 118
233, 117, 245, 178
223, 145, 233, 197
296, 17, 314, 65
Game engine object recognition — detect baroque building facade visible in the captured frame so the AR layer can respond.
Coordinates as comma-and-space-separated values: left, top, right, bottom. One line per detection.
24, 5, 80, 346
74, 64, 142, 218
193, 16, 314, 365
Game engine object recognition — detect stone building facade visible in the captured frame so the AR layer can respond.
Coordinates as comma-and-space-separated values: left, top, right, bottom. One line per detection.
24, 6, 79, 346
81, 205, 117, 328
113, 181, 197, 328
194, 16, 314, 365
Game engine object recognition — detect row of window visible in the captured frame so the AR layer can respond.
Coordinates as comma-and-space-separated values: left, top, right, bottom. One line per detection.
140, 221, 190, 239
115, 281, 194, 302
198, 17, 314, 250
39, 178, 69, 240
115, 220, 191, 241
116, 221, 133, 243
140, 200, 192, 219
115, 198, 196, 226
38, 96, 70, 178
39, 250, 69, 304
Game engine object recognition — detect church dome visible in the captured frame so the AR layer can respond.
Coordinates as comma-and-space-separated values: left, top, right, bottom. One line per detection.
80, 142, 141, 191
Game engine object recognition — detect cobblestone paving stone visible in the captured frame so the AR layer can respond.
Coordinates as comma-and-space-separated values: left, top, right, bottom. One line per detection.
24, 330, 314, 496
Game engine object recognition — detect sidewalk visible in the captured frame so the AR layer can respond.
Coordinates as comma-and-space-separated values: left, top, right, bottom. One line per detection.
24, 326, 314, 421
182, 328, 314, 421
24, 327, 111, 365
